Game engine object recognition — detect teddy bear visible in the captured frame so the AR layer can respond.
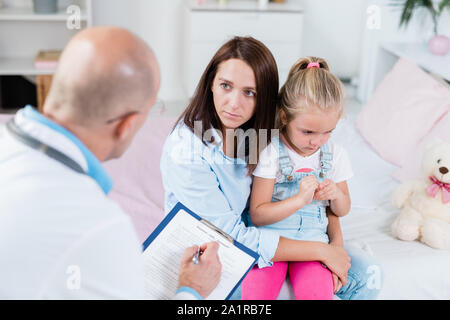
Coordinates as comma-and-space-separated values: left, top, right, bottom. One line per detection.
391, 139, 450, 249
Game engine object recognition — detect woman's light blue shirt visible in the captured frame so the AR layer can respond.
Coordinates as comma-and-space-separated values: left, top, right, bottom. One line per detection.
160, 122, 279, 267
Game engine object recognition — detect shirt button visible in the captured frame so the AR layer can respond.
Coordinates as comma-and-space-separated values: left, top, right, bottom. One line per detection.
287, 176, 293, 181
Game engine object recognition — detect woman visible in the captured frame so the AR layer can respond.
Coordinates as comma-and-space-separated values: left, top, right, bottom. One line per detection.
160, 36, 382, 299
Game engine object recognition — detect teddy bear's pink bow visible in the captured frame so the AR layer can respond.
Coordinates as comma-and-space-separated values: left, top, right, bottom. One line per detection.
427, 176, 450, 204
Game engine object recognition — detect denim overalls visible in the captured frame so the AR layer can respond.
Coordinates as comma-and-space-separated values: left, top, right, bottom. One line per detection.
256, 137, 333, 243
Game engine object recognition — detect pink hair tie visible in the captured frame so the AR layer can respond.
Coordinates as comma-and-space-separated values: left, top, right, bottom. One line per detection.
307, 62, 320, 69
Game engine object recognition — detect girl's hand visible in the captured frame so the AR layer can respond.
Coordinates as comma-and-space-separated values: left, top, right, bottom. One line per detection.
296, 175, 319, 205
314, 179, 342, 201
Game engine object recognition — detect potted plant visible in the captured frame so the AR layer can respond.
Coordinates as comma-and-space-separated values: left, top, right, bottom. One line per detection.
391, 0, 450, 55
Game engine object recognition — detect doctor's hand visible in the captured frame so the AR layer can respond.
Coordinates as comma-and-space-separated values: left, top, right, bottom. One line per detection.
178, 241, 222, 298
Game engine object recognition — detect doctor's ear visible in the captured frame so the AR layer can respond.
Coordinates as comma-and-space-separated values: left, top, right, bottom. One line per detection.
112, 112, 140, 142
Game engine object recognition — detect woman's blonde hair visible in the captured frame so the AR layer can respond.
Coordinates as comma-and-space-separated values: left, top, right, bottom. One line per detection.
276, 56, 344, 129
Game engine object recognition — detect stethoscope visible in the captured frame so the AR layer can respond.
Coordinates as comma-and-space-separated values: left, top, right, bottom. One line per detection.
6, 119, 86, 175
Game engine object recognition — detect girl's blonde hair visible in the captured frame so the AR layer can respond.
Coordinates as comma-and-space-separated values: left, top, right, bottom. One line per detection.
276, 56, 344, 129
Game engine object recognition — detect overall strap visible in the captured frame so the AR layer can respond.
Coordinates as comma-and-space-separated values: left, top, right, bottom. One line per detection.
319, 142, 333, 178
276, 136, 294, 177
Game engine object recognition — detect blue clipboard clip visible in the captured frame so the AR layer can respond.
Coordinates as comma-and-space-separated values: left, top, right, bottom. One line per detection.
200, 219, 234, 244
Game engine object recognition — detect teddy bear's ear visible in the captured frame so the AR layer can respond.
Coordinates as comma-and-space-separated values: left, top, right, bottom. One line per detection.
424, 138, 444, 151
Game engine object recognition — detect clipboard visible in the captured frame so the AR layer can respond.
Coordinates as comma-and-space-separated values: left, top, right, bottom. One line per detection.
142, 202, 259, 300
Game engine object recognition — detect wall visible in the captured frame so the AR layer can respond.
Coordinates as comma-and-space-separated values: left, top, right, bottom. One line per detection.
91, 0, 449, 102
357, 0, 450, 102
294, 0, 366, 80
92, 0, 369, 101
92, 0, 185, 100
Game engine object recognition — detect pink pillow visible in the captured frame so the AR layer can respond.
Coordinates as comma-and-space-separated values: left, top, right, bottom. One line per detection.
355, 58, 450, 167
392, 110, 450, 182
104, 116, 177, 242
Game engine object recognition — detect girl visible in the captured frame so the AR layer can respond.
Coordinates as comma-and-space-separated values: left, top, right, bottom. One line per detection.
242, 57, 355, 300
160, 38, 381, 300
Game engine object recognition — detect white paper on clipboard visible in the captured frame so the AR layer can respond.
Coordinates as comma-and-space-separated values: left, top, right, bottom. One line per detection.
142, 204, 258, 300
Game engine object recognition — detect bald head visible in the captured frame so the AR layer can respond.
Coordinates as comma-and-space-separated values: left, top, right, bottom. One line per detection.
45, 27, 160, 127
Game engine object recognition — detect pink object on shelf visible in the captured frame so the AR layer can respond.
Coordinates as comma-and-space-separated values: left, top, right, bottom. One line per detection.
428, 35, 450, 56
34, 61, 58, 70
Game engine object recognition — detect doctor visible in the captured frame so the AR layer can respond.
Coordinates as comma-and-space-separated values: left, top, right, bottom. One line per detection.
0, 27, 221, 299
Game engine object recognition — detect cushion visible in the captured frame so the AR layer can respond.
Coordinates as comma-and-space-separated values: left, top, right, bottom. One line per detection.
355, 58, 450, 167
104, 116, 177, 242
392, 110, 450, 182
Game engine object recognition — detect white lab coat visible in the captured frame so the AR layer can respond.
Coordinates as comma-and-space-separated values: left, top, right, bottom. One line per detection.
0, 111, 196, 300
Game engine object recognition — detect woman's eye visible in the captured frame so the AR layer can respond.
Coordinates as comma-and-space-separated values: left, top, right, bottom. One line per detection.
220, 83, 230, 90
244, 90, 256, 97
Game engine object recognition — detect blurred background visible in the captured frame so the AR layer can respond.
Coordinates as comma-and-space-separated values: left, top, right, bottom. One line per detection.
0, 0, 449, 114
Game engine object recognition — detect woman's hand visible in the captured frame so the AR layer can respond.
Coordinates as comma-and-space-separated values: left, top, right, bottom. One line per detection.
322, 244, 351, 286
332, 273, 343, 294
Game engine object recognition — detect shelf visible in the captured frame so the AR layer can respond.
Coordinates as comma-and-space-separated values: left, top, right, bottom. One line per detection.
0, 6, 88, 21
381, 42, 450, 81
188, 0, 303, 13
0, 57, 55, 76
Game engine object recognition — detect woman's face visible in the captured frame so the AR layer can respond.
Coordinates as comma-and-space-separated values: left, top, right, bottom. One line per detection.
211, 59, 257, 130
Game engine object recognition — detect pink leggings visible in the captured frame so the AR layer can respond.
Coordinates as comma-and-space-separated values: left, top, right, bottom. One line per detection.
241, 261, 333, 300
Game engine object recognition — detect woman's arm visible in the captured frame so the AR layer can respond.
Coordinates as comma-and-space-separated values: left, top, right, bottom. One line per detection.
272, 237, 350, 285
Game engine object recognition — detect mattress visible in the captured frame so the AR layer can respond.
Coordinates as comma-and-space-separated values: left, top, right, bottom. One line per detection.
277, 112, 450, 300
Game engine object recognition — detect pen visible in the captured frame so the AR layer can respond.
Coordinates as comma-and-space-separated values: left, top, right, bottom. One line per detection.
192, 246, 201, 265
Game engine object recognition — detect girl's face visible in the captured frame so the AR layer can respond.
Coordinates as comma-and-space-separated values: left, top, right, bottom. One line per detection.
282, 107, 340, 157
211, 59, 257, 131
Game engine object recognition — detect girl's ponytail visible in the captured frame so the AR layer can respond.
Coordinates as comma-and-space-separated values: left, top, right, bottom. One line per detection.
276, 56, 344, 129
287, 57, 330, 78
